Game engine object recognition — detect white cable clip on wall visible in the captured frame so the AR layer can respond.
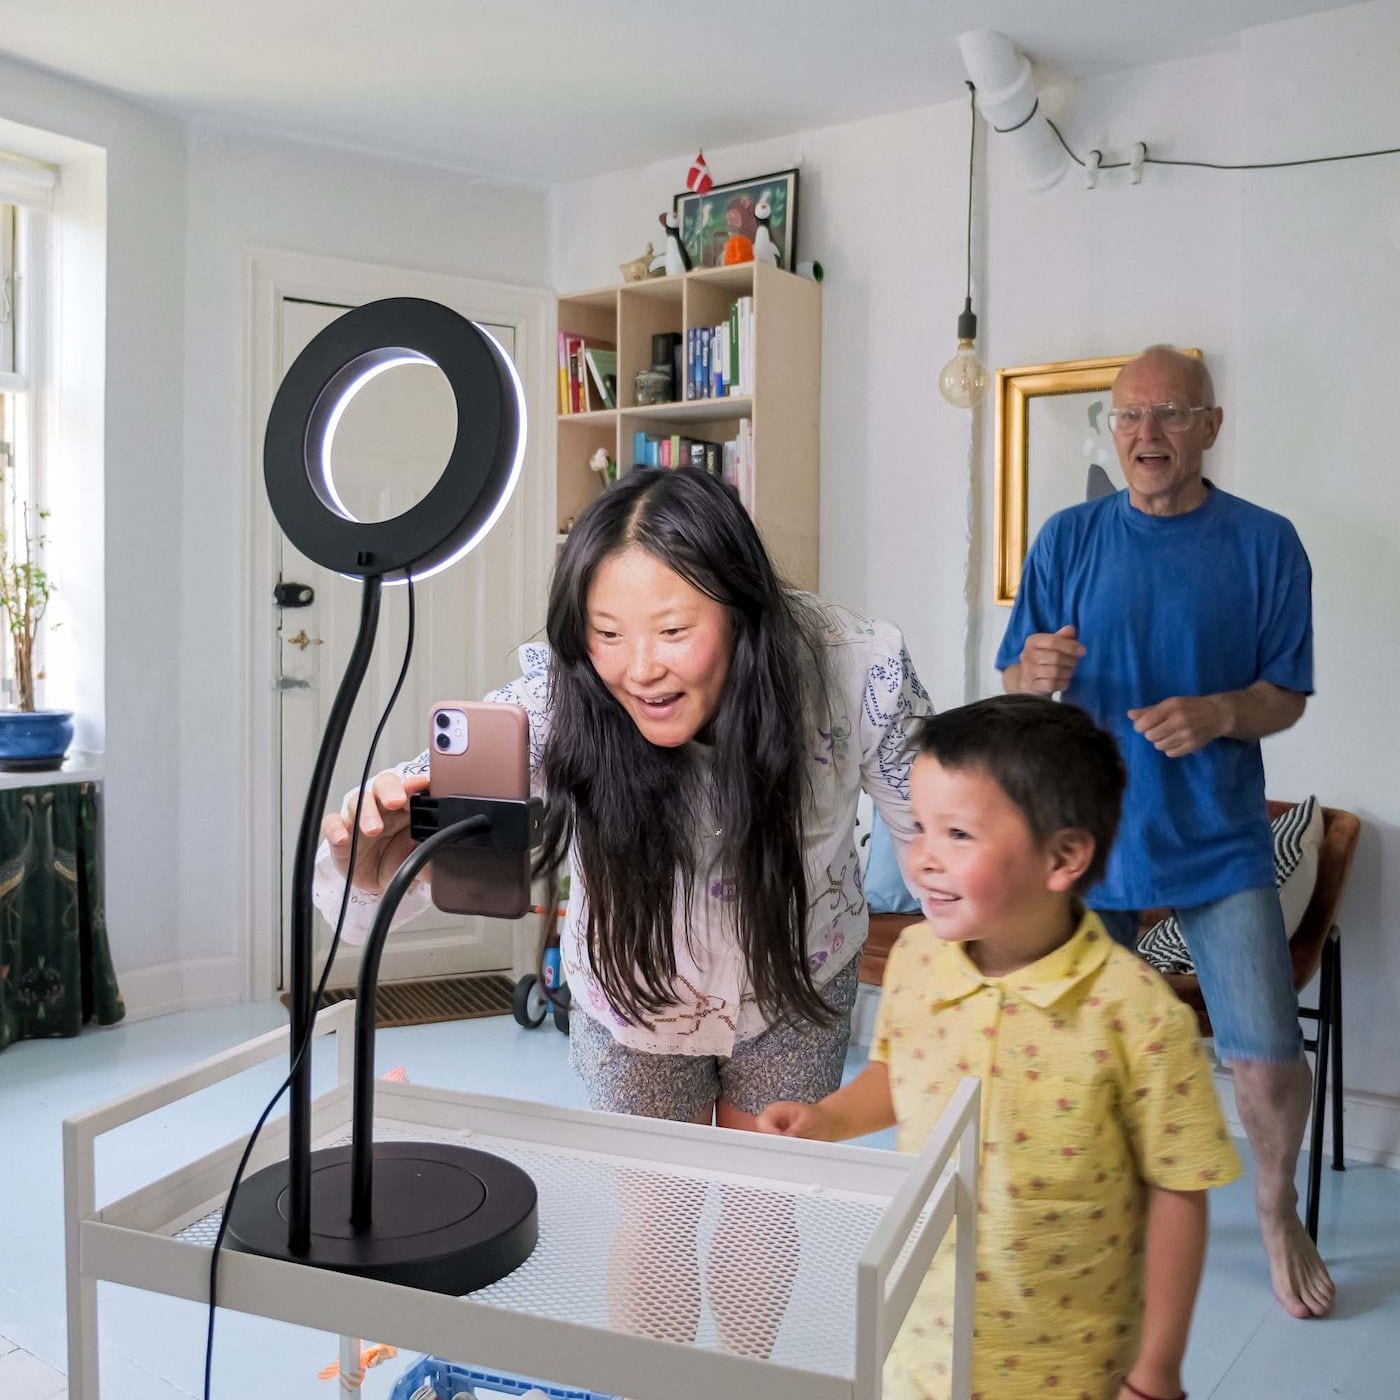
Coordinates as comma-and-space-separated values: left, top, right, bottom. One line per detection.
1130, 141, 1148, 185
1084, 149, 1102, 189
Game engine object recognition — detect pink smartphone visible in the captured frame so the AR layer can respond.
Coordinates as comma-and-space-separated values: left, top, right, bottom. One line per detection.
427, 700, 532, 919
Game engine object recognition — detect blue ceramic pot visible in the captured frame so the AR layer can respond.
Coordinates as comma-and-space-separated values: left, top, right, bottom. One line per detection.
0, 709, 75, 772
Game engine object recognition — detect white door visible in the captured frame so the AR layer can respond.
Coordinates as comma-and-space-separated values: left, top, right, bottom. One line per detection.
276, 296, 532, 990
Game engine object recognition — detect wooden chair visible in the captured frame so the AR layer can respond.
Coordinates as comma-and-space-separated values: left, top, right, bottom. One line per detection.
860, 910, 922, 987
1154, 800, 1361, 1241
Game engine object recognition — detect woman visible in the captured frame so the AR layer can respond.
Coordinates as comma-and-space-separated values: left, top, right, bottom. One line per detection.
317, 466, 930, 1129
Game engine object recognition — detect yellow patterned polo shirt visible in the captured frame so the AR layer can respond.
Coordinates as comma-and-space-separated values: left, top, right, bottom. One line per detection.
871, 911, 1241, 1400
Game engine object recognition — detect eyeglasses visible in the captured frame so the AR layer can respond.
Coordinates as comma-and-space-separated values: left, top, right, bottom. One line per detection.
1106, 402, 1212, 434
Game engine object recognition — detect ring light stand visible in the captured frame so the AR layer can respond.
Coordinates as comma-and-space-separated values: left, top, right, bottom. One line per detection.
225, 297, 539, 1294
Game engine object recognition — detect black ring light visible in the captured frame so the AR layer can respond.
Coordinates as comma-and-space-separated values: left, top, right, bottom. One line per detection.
264, 296, 526, 581
227, 297, 537, 1297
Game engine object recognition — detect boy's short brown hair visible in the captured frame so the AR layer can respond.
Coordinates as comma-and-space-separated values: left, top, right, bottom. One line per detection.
916, 695, 1126, 891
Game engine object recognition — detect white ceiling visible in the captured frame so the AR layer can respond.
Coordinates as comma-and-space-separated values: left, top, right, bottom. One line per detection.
0, 0, 1366, 184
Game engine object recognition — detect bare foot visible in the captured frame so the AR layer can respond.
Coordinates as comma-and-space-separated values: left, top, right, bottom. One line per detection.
1261, 1210, 1335, 1317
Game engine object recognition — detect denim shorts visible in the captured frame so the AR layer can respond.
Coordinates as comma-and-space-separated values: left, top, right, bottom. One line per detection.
1095, 885, 1304, 1063
568, 957, 861, 1120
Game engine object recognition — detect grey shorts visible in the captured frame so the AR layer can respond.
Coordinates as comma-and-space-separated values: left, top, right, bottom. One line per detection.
568, 957, 861, 1120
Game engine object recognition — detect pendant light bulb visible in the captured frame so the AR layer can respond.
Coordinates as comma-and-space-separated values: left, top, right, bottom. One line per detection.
938, 298, 988, 409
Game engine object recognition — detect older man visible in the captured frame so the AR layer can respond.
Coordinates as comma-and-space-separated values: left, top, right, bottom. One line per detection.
997, 344, 1332, 1320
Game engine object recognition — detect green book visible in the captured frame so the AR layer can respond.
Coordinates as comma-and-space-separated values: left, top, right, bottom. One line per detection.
584, 348, 617, 410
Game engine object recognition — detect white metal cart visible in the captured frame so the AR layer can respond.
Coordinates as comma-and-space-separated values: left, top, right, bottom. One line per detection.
63, 1001, 978, 1400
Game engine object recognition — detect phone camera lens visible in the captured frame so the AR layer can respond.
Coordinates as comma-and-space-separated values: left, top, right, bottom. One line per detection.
435, 732, 450, 750
435, 712, 451, 729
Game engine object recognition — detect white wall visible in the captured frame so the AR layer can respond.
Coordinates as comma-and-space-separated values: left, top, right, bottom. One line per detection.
0, 56, 188, 1004
553, 1, 1400, 1153
1234, 0, 1400, 1145
174, 132, 551, 1013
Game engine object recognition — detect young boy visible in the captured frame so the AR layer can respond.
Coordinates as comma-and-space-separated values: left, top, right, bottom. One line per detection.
759, 695, 1240, 1400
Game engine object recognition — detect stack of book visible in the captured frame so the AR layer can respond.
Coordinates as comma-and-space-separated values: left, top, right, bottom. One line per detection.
684, 296, 754, 401
632, 419, 755, 512
557, 334, 617, 413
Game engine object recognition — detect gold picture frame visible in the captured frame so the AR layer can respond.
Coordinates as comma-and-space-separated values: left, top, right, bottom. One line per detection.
993, 349, 1203, 604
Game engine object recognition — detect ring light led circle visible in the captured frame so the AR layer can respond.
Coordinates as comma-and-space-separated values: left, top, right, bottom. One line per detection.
264, 297, 527, 582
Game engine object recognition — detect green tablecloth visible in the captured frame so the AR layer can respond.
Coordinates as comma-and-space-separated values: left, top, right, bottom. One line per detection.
0, 780, 122, 1051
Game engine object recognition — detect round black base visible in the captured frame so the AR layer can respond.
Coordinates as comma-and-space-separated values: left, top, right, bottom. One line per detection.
224, 1143, 537, 1295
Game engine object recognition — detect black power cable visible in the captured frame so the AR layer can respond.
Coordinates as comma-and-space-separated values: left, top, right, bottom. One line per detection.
1041, 107, 1400, 174
201, 574, 417, 1400
963, 81, 976, 305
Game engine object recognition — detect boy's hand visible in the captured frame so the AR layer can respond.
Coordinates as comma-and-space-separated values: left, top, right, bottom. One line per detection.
756, 1100, 837, 1140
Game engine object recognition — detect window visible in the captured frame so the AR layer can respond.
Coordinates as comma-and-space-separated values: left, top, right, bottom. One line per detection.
1, 201, 16, 374
0, 201, 42, 707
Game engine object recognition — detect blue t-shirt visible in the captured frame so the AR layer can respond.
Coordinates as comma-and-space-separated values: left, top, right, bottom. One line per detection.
995, 484, 1313, 910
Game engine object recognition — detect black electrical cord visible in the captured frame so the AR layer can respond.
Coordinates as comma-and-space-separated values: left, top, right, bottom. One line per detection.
201, 574, 417, 1400
963, 80, 976, 303
1043, 108, 1400, 173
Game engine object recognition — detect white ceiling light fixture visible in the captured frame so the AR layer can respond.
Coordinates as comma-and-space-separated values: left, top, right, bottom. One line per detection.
958, 30, 1069, 192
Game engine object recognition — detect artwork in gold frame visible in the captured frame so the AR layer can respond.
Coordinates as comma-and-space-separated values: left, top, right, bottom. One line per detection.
993, 349, 1204, 605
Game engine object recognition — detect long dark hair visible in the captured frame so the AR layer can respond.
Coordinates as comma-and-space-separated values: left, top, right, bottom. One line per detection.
535, 466, 830, 1026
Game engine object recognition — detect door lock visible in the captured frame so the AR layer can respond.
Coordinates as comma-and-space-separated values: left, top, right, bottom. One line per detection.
274, 581, 315, 608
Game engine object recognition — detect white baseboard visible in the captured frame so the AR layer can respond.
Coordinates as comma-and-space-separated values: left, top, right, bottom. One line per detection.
116, 956, 245, 1022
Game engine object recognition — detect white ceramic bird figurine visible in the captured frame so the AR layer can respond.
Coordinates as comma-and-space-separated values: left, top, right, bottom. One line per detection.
752, 194, 780, 267
660, 210, 692, 276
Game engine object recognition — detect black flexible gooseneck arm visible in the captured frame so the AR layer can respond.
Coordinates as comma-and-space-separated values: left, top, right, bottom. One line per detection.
287, 574, 382, 1254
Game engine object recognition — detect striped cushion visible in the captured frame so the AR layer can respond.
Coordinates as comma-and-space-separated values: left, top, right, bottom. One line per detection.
1137, 796, 1322, 975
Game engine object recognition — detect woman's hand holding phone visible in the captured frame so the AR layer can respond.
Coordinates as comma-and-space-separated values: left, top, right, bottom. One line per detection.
320, 769, 430, 894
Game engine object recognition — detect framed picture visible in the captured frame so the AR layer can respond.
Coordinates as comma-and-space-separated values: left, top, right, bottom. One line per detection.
673, 169, 799, 270
993, 349, 1204, 604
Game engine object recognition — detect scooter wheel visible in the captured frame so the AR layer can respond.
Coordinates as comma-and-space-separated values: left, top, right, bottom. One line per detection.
512, 974, 548, 1028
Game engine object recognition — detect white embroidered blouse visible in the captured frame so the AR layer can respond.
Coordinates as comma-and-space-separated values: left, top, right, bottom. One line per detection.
313, 598, 931, 1057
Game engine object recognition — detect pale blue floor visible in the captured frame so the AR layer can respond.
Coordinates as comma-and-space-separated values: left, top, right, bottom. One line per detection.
2, 1004, 1398, 1399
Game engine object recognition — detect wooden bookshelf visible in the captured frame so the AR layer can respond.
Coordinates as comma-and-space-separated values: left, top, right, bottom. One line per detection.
554, 262, 822, 589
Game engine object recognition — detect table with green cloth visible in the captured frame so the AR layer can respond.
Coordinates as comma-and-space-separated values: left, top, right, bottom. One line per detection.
0, 779, 122, 1052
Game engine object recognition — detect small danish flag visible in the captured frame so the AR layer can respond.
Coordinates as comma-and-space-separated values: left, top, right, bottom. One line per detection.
685, 150, 713, 195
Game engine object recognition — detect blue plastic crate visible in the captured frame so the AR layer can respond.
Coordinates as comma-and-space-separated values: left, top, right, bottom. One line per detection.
389, 1353, 619, 1400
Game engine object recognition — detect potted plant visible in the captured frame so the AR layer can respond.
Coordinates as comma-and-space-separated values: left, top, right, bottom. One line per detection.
0, 441, 71, 771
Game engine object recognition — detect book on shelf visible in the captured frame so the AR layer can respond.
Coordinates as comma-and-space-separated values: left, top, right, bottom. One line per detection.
628, 428, 743, 500
678, 297, 754, 403
557, 333, 614, 415
584, 348, 617, 410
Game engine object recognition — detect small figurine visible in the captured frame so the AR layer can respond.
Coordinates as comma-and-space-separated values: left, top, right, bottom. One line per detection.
589, 447, 618, 485
620, 243, 655, 283
753, 193, 781, 267
317, 1343, 398, 1386
722, 234, 754, 265
660, 210, 692, 276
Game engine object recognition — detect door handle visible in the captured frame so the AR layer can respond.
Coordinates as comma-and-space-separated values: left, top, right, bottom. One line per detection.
284, 629, 324, 651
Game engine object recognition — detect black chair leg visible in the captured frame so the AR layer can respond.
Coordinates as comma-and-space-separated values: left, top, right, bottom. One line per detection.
1330, 936, 1345, 1172
1305, 946, 1333, 1243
